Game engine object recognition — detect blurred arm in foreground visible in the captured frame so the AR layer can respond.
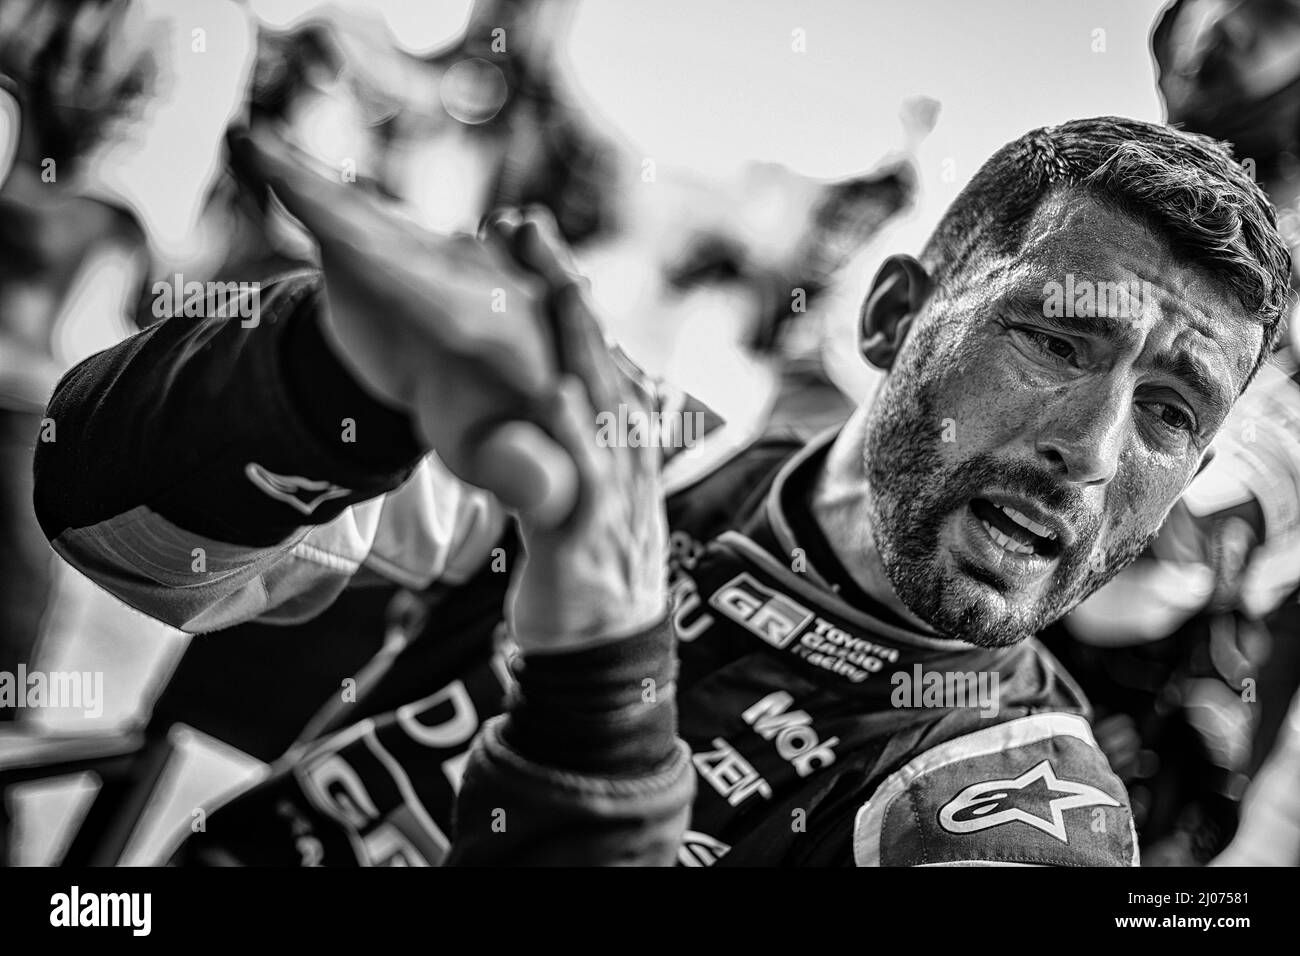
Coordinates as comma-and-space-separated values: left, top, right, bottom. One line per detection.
1212, 686, 1300, 865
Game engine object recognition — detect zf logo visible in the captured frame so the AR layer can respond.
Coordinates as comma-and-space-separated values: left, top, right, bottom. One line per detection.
709, 573, 814, 648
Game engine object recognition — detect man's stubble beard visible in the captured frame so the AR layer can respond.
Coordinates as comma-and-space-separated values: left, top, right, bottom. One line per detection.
859, 331, 1159, 648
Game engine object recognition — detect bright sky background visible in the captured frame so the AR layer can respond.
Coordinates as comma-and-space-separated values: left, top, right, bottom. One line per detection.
89, 0, 1173, 254
564, 0, 1173, 261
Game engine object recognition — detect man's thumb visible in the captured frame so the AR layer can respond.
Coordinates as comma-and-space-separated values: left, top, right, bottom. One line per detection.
474, 420, 579, 531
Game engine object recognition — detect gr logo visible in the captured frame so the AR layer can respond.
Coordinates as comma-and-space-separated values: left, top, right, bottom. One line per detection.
709, 573, 814, 648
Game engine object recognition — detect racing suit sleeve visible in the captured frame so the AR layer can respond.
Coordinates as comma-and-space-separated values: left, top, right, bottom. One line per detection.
447, 613, 694, 866
33, 269, 507, 632
849, 713, 1139, 866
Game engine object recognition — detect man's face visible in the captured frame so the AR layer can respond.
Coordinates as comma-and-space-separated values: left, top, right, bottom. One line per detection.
862, 192, 1263, 647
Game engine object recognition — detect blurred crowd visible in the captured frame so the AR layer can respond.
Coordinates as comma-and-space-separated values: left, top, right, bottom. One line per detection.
3, 0, 1300, 865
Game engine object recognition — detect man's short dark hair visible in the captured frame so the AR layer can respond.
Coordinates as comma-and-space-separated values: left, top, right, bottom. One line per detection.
920, 116, 1292, 386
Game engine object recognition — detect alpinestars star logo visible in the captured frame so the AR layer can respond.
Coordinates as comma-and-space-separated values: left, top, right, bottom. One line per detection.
937, 759, 1120, 844
245, 463, 350, 515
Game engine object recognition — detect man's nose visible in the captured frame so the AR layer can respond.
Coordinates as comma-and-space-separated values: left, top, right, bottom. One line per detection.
1033, 385, 1126, 486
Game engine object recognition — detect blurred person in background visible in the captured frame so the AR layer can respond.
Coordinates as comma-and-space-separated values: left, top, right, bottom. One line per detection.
0, 0, 155, 863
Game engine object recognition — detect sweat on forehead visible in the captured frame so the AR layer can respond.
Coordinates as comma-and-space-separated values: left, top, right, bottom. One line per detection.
961, 193, 1254, 339
1011, 193, 1230, 303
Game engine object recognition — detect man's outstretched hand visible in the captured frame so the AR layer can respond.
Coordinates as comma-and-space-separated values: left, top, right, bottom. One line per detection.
230, 125, 668, 649
489, 211, 669, 653
228, 124, 580, 529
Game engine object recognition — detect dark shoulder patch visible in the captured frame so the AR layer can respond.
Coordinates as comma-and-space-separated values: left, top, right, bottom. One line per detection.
854, 713, 1137, 866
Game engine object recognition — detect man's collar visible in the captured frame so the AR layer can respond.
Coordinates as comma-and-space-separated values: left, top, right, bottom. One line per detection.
743, 426, 978, 654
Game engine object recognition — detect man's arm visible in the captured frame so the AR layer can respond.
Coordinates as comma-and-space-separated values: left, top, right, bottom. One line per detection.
447, 616, 694, 866
446, 211, 693, 865
34, 271, 506, 630
35, 114, 599, 633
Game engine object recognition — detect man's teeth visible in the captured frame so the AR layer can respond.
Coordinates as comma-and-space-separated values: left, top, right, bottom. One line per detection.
980, 519, 1037, 556
994, 504, 1056, 541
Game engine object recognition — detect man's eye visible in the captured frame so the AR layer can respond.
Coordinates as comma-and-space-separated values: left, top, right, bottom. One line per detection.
1020, 328, 1076, 363
1150, 402, 1194, 433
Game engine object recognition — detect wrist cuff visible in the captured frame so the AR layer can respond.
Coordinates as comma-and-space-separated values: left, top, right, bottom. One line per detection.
501, 613, 679, 776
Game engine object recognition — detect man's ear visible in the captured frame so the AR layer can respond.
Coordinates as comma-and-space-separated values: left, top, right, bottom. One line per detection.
859, 253, 932, 369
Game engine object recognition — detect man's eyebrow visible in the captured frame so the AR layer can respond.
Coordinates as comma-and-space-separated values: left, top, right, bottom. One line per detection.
1008, 300, 1133, 344
1150, 350, 1232, 418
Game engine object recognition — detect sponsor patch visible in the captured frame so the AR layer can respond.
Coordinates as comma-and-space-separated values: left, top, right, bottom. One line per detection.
938, 759, 1119, 843
692, 737, 772, 807
707, 572, 900, 682
853, 713, 1137, 866
709, 573, 813, 648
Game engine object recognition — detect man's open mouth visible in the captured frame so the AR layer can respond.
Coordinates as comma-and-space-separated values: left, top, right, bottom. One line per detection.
969, 497, 1062, 560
